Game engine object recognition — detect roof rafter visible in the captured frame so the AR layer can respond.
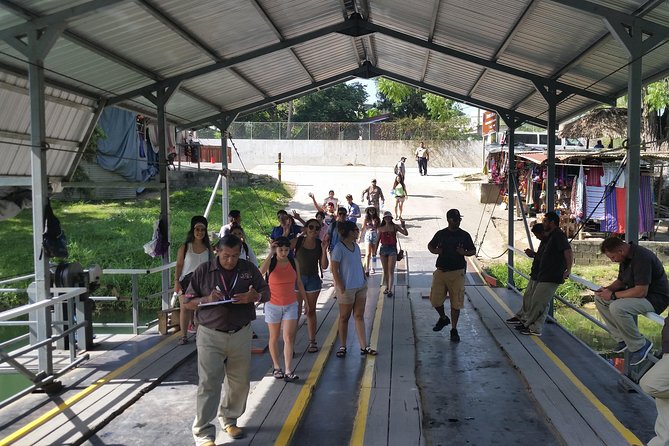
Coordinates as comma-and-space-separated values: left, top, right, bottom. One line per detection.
419, 0, 442, 83
1, 0, 222, 112
106, 19, 357, 106
362, 21, 615, 106
466, 0, 539, 97
371, 67, 547, 127
249, 0, 315, 84
181, 68, 364, 130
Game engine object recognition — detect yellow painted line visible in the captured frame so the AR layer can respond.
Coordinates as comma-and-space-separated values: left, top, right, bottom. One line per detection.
350, 287, 385, 446
482, 287, 642, 446
274, 298, 339, 446
0, 332, 181, 446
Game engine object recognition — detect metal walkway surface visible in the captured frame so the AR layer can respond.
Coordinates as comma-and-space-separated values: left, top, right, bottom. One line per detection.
0, 252, 657, 445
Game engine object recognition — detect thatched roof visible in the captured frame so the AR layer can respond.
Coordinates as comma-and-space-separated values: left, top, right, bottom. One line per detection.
559, 107, 627, 139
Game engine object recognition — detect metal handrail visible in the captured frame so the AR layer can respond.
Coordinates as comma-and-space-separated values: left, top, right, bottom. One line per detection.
0, 273, 35, 286
0, 287, 86, 322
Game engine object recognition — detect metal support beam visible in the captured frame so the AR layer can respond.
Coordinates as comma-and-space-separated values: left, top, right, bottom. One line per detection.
499, 113, 522, 288
533, 82, 561, 212
214, 115, 236, 227
7, 22, 64, 376
65, 99, 107, 180
144, 85, 179, 309
607, 21, 646, 243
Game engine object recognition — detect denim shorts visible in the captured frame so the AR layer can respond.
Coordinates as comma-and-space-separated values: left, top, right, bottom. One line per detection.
298, 274, 322, 293
364, 230, 378, 245
264, 301, 298, 324
379, 244, 398, 257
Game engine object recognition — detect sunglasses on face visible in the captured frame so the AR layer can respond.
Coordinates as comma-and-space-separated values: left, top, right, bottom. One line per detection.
308, 224, 321, 230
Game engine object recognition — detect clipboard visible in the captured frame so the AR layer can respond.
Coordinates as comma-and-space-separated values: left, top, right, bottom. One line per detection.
198, 299, 236, 307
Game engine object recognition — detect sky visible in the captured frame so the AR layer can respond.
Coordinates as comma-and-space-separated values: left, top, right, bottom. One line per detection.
348, 77, 480, 120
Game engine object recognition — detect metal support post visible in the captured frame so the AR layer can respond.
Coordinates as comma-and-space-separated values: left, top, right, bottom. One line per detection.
277, 152, 282, 182
216, 116, 235, 227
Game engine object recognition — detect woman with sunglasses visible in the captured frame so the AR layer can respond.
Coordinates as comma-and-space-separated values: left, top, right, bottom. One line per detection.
174, 215, 212, 345
358, 207, 381, 276
378, 211, 408, 297
294, 219, 329, 353
331, 221, 377, 357
259, 237, 307, 382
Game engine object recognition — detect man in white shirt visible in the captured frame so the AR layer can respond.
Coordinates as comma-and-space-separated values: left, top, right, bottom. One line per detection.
415, 142, 430, 176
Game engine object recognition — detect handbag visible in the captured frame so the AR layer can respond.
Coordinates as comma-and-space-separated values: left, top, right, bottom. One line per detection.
396, 236, 404, 262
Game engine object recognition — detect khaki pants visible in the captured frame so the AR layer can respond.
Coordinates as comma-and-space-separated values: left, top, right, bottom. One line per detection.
594, 296, 654, 352
192, 324, 252, 444
521, 281, 559, 334
640, 354, 669, 446
516, 279, 538, 320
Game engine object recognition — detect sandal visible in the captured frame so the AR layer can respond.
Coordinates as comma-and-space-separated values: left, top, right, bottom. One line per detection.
336, 346, 347, 358
307, 340, 318, 353
383, 289, 389, 295
387, 291, 393, 297
178, 336, 188, 345
360, 346, 378, 356
284, 371, 299, 382
272, 368, 284, 379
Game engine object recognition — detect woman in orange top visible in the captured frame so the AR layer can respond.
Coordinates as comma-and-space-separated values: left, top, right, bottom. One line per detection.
259, 237, 307, 381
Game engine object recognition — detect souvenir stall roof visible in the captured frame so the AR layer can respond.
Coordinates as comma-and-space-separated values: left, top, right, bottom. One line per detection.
1, 0, 669, 185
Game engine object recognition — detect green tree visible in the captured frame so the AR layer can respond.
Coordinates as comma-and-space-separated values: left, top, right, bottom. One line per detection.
376, 79, 465, 122
291, 83, 367, 121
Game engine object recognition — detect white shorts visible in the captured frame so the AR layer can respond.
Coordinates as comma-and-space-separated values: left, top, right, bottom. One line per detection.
264, 301, 298, 324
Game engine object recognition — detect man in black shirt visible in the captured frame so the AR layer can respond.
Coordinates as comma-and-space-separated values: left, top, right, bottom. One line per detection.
427, 209, 476, 342
594, 237, 669, 366
506, 223, 546, 325
516, 212, 572, 337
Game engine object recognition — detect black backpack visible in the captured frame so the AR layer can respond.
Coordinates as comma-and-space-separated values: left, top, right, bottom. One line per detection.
42, 201, 68, 259
267, 255, 297, 279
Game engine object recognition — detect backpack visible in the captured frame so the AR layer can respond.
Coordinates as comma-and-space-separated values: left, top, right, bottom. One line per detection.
42, 201, 68, 259
267, 255, 296, 279
394, 162, 401, 175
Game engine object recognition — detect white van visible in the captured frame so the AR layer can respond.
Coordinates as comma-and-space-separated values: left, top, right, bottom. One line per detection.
501, 132, 586, 150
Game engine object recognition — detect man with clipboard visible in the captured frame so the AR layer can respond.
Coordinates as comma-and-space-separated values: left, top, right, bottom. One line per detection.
183, 234, 269, 444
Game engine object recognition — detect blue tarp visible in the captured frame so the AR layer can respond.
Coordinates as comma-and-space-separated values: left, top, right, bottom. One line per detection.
96, 107, 147, 182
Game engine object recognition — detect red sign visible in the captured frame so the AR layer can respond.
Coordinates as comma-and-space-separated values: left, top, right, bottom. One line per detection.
482, 111, 497, 135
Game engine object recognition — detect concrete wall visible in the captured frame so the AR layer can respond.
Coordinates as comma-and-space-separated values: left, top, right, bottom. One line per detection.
571, 240, 669, 266
229, 139, 484, 169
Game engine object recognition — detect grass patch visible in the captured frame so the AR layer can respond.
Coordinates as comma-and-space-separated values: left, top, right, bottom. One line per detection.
0, 176, 290, 312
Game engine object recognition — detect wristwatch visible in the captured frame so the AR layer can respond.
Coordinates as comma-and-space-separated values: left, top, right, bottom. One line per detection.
610, 292, 617, 300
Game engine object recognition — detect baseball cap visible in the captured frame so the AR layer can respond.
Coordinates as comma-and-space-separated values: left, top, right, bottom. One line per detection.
400, 156, 407, 160
446, 209, 462, 220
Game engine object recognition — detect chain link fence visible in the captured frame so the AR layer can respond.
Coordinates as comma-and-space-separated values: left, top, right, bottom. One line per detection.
226, 121, 476, 141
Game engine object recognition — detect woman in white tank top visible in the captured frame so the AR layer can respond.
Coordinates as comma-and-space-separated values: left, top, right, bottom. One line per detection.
174, 215, 212, 344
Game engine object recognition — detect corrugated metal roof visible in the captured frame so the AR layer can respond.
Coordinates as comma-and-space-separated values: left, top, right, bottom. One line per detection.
1, 0, 669, 183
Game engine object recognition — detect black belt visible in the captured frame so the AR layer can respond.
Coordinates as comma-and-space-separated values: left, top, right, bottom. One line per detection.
214, 324, 248, 334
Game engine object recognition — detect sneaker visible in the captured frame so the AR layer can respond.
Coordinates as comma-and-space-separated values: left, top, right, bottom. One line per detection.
225, 425, 243, 439
514, 324, 527, 331
200, 439, 216, 446
519, 327, 541, 336
629, 339, 653, 366
506, 316, 522, 325
612, 341, 627, 353
450, 328, 460, 342
432, 316, 451, 332
187, 322, 197, 334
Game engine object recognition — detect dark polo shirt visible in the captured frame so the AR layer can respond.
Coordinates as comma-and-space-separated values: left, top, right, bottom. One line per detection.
618, 243, 669, 314
529, 239, 546, 281
186, 258, 269, 332
428, 227, 475, 272
536, 228, 571, 284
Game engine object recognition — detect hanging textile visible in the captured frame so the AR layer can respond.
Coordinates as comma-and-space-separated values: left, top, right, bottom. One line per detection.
605, 176, 654, 234
639, 175, 655, 233
585, 166, 602, 186
604, 185, 620, 233
147, 123, 177, 157
602, 163, 625, 187
572, 165, 585, 222
585, 186, 606, 220
97, 107, 146, 181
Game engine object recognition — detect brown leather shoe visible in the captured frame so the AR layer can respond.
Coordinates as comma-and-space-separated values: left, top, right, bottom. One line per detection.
225, 425, 243, 439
